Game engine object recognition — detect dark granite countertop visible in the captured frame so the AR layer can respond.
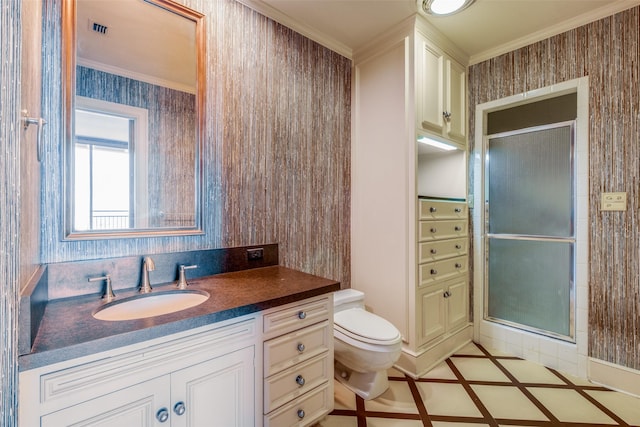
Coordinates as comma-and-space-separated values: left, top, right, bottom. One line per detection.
19, 266, 340, 371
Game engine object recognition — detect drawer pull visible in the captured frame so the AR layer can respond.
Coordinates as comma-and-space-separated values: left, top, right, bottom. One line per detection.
173, 402, 186, 416
430, 248, 437, 254
297, 409, 306, 419
297, 343, 306, 353
430, 227, 437, 233
454, 226, 462, 232
444, 291, 452, 298
455, 263, 462, 269
455, 244, 462, 250
297, 311, 307, 320
454, 207, 462, 213
156, 408, 169, 423
430, 269, 438, 275
429, 206, 437, 213
295, 375, 306, 386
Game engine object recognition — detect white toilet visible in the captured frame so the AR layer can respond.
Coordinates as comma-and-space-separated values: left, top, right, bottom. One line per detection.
332, 289, 402, 400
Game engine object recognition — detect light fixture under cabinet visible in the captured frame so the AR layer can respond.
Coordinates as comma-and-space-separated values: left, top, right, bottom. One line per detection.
420, 0, 475, 16
418, 136, 458, 151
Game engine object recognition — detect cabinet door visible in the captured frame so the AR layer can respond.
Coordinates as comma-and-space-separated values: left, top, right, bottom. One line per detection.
418, 39, 444, 134
41, 376, 170, 427
446, 279, 468, 332
171, 346, 255, 427
417, 284, 446, 346
445, 58, 466, 144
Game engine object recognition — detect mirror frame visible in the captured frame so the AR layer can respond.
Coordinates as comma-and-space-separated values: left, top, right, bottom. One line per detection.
62, 0, 205, 240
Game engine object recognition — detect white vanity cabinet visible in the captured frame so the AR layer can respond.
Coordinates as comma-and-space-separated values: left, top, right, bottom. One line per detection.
416, 32, 467, 148
262, 294, 334, 427
20, 316, 259, 427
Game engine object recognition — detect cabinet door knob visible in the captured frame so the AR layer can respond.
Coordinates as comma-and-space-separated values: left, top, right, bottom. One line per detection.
455, 244, 462, 250
430, 248, 437, 254
455, 263, 462, 269
444, 291, 452, 298
156, 408, 169, 423
173, 402, 186, 416
429, 206, 437, 213
297, 409, 306, 419
297, 343, 306, 353
430, 269, 438, 275
454, 226, 462, 231
443, 111, 452, 121
297, 311, 307, 320
295, 375, 306, 386
454, 207, 462, 213
430, 228, 437, 233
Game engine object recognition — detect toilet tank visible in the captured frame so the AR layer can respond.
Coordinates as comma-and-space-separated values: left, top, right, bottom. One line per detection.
333, 288, 365, 312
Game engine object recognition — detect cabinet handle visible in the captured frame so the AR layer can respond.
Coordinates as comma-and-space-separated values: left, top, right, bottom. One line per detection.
297, 343, 306, 353
455, 244, 462, 250
429, 206, 437, 213
295, 375, 306, 386
443, 111, 452, 121
430, 227, 437, 233
455, 263, 462, 269
454, 226, 462, 232
173, 402, 186, 416
454, 207, 462, 213
297, 409, 306, 419
430, 248, 437, 254
297, 311, 307, 320
444, 291, 452, 298
156, 408, 169, 423
430, 269, 438, 275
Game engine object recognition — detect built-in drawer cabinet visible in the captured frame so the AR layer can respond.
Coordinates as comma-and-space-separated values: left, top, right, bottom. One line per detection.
417, 199, 469, 348
262, 295, 334, 426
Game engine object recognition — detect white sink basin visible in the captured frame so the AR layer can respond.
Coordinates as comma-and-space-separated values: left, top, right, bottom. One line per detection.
93, 290, 210, 321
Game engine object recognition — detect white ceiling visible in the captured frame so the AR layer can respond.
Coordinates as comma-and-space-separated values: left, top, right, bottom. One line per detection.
239, 0, 640, 63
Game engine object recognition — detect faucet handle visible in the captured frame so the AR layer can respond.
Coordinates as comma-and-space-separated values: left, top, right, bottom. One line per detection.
89, 274, 115, 303
176, 264, 198, 290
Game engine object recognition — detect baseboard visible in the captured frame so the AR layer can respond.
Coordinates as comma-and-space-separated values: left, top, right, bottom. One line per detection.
588, 357, 640, 397
395, 324, 473, 378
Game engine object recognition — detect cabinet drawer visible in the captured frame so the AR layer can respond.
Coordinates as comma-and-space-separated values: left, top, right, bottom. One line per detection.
263, 296, 330, 337
419, 200, 467, 220
419, 255, 468, 287
419, 219, 467, 241
264, 321, 331, 376
419, 237, 467, 263
264, 353, 330, 413
264, 382, 332, 427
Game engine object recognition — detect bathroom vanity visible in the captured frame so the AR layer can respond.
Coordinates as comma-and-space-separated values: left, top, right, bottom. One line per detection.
18, 266, 339, 427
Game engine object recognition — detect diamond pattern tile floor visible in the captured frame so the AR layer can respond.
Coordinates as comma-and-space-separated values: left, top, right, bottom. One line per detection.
315, 342, 640, 427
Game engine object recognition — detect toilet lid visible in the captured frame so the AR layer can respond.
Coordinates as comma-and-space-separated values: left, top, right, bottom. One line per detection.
334, 308, 401, 345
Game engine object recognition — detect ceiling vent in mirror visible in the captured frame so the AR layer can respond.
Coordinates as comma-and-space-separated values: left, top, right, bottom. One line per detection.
420, 0, 475, 16
90, 20, 108, 35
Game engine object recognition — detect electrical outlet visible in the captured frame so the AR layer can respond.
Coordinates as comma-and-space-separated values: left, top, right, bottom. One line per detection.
601, 192, 627, 211
247, 248, 264, 261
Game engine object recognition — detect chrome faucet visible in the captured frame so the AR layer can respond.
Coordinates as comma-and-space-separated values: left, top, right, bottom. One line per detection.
139, 256, 155, 293
89, 274, 115, 303
176, 264, 198, 290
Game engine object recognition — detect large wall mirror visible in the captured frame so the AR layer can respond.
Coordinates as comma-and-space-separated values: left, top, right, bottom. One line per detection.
62, 0, 205, 239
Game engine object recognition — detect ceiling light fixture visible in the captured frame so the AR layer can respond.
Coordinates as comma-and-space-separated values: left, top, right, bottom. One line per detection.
421, 0, 475, 16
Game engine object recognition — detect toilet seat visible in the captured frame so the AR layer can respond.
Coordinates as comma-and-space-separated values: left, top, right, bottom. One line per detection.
334, 308, 401, 345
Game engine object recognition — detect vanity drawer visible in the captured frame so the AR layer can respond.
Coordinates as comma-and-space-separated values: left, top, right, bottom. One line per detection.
264, 320, 331, 376
419, 255, 468, 287
419, 237, 467, 263
419, 219, 467, 241
264, 353, 330, 413
263, 296, 331, 338
419, 200, 467, 220
264, 381, 332, 427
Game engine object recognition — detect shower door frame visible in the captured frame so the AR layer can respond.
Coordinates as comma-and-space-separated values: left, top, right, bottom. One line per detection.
483, 121, 577, 342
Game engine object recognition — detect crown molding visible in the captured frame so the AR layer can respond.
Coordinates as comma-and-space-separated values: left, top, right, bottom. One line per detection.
469, 0, 640, 65
234, 0, 353, 59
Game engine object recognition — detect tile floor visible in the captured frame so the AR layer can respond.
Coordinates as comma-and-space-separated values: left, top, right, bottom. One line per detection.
316, 342, 640, 427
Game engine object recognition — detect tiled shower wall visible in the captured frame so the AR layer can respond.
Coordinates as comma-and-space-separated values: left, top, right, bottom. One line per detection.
468, 7, 640, 370
41, 0, 352, 285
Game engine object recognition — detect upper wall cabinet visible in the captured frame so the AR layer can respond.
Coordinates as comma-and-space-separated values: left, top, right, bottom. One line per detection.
416, 33, 467, 148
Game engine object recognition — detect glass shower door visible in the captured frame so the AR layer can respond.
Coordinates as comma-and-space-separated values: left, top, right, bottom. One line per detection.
485, 122, 575, 341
